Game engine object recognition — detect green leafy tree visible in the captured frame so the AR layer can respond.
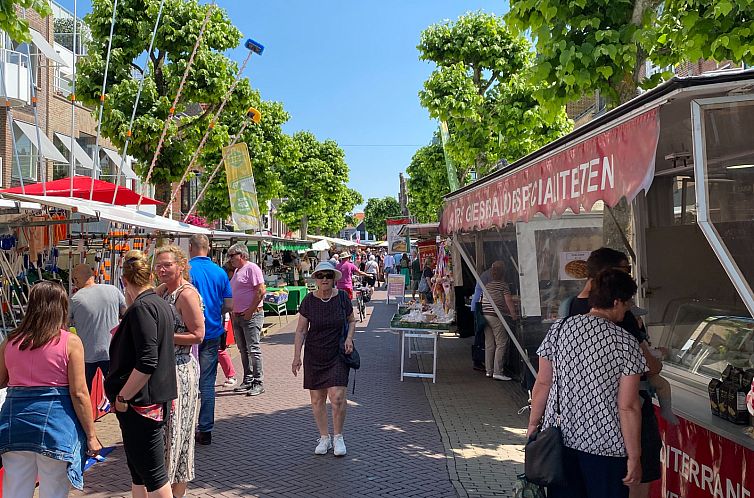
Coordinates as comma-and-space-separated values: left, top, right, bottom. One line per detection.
653, 1, 754, 68
0, 0, 50, 43
406, 139, 452, 223
277, 131, 362, 237
77, 0, 250, 203
507, 0, 754, 109
418, 11, 572, 181
363, 196, 402, 240
196, 99, 297, 222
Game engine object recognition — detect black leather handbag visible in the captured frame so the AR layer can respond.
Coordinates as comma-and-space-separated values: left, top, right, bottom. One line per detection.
339, 291, 360, 370
524, 318, 568, 487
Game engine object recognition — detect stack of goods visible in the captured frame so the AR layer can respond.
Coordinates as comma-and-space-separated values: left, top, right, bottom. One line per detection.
264, 289, 289, 305
708, 364, 754, 426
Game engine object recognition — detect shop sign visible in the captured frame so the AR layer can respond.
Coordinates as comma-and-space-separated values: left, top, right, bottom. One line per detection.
652, 408, 754, 498
387, 217, 410, 254
387, 273, 406, 303
440, 109, 660, 233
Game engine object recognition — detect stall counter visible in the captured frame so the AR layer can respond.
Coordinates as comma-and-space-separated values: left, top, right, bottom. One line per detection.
650, 377, 754, 498
266, 286, 308, 312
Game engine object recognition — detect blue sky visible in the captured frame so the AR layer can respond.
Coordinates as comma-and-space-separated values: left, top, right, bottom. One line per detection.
55, 1, 508, 209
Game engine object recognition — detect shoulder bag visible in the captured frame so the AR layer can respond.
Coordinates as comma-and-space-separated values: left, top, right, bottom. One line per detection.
524, 318, 568, 487
338, 291, 361, 370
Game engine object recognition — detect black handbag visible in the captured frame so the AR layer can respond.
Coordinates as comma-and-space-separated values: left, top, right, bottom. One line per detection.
524, 318, 568, 487
339, 291, 360, 370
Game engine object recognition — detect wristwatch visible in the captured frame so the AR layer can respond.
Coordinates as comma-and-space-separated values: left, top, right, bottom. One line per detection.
116, 395, 128, 404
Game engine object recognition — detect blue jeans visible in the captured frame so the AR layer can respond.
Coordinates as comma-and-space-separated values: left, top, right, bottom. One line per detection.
232, 311, 264, 385
198, 337, 220, 433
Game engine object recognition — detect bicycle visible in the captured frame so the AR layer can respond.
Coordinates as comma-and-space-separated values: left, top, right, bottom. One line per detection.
352, 276, 367, 322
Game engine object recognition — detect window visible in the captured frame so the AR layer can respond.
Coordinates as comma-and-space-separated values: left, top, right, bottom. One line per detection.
11, 127, 38, 181
180, 173, 201, 214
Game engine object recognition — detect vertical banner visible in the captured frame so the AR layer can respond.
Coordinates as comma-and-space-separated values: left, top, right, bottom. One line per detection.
387, 217, 410, 254
223, 142, 261, 231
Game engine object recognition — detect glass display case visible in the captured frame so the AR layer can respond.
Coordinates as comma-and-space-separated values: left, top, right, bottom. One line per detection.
661, 302, 754, 384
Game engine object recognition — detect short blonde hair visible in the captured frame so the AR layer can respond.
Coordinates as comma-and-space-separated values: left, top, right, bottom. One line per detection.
154, 244, 190, 279
122, 250, 153, 288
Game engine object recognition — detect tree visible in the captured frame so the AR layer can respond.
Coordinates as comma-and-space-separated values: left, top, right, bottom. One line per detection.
507, 0, 754, 109
363, 196, 402, 240
77, 0, 251, 204
406, 139, 451, 223
0, 0, 50, 43
196, 99, 298, 223
418, 12, 572, 182
276, 131, 362, 237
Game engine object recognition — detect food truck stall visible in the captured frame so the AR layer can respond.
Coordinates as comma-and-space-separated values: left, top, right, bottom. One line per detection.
440, 69, 754, 497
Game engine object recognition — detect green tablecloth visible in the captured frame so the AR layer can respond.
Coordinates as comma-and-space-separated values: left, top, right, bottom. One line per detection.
265, 286, 308, 312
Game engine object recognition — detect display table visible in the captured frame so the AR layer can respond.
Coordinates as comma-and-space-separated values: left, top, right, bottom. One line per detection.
265, 286, 308, 312
391, 316, 455, 383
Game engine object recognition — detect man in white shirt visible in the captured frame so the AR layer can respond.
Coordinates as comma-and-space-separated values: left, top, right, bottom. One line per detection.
383, 253, 395, 282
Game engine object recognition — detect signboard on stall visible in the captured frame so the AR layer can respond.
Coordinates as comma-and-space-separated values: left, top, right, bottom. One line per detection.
440, 109, 660, 234
223, 142, 261, 231
387, 274, 406, 303
417, 239, 436, 268
387, 217, 411, 254
558, 251, 591, 280
651, 408, 754, 498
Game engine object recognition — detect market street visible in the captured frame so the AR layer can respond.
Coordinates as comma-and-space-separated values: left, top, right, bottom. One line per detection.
72, 288, 529, 498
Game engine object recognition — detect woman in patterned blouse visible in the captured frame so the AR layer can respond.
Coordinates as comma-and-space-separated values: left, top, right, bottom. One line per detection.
527, 269, 646, 498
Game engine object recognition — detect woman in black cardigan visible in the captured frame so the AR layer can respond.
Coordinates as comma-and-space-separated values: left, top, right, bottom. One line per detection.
105, 250, 177, 498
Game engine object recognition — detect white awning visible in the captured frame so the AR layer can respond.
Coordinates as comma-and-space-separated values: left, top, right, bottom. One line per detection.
0, 193, 210, 235
101, 148, 137, 180
13, 121, 68, 163
308, 235, 358, 247
54, 132, 94, 170
28, 28, 68, 67
311, 239, 330, 251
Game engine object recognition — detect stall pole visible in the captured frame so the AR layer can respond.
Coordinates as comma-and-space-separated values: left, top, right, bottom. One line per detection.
453, 237, 537, 378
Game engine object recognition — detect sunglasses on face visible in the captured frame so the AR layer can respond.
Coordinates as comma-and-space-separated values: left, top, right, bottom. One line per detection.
614, 264, 632, 273
228, 252, 240, 258
314, 271, 335, 280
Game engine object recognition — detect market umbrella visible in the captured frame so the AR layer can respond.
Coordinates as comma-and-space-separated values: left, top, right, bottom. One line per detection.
0, 177, 163, 206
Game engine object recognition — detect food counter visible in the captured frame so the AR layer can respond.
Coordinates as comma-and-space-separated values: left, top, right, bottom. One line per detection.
265, 286, 308, 312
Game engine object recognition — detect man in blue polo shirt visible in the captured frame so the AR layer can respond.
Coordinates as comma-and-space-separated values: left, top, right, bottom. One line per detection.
189, 234, 233, 445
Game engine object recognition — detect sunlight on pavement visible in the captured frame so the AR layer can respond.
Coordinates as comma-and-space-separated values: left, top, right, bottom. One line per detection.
379, 423, 407, 433
451, 443, 526, 462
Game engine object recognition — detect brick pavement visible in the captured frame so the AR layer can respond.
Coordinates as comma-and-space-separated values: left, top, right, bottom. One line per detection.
73, 289, 529, 497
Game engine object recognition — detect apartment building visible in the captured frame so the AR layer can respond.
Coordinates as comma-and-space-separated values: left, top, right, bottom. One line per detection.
0, 2, 138, 191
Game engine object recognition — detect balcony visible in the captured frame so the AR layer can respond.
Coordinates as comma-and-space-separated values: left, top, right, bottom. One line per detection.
0, 48, 30, 106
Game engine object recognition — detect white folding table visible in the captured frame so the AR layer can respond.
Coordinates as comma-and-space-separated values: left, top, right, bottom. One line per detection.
393, 325, 439, 383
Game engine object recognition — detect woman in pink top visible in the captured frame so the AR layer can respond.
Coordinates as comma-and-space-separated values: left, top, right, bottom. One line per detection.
0, 282, 101, 497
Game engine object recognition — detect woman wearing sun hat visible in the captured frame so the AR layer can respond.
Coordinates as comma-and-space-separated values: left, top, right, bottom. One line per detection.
292, 261, 356, 457
335, 250, 369, 300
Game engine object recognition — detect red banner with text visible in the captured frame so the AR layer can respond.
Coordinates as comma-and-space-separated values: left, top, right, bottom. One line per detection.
651, 407, 753, 498
440, 108, 660, 234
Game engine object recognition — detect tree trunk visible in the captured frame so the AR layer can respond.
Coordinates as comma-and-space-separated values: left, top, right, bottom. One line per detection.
300, 215, 308, 240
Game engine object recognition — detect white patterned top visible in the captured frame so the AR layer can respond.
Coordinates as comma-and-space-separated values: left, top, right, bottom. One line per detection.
537, 315, 646, 457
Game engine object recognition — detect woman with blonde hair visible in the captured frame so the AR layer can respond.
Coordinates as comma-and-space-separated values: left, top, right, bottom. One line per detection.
0, 281, 101, 497
106, 250, 176, 497
154, 245, 205, 498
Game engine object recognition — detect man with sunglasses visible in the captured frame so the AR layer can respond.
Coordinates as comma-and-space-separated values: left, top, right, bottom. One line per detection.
228, 243, 267, 396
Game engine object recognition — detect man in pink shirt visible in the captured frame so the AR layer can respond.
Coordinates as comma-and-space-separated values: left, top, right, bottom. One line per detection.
228, 243, 266, 396
336, 250, 368, 300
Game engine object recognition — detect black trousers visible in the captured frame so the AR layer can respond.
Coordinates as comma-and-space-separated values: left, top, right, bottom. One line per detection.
115, 406, 169, 492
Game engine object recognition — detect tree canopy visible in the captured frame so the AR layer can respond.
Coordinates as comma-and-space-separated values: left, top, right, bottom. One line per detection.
77, 0, 251, 199
418, 12, 571, 181
276, 131, 362, 237
507, 0, 754, 109
363, 196, 402, 240
0, 0, 50, 43
406, 139, 451, 223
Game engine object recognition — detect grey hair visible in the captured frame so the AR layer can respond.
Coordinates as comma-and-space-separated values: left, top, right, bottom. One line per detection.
229, 242, 249, 259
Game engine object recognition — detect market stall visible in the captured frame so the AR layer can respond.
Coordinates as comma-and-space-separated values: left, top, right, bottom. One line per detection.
439, 69, 754, 497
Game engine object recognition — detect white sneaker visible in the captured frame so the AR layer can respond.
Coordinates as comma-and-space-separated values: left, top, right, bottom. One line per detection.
314, 435, 332, 455
223, 377, 237, 387
333, 434, 347, 456
493, 374, 512, 381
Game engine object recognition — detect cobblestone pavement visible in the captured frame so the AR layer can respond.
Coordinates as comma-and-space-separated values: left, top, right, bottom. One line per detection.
73, 288, 528, 497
